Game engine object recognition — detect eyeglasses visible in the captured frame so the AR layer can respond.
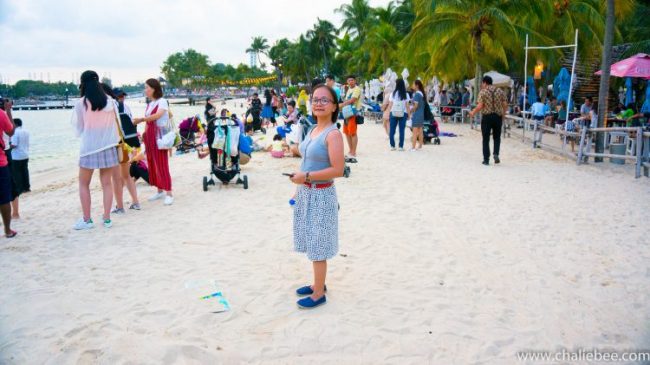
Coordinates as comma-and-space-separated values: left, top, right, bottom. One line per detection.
311, 98, 334, 105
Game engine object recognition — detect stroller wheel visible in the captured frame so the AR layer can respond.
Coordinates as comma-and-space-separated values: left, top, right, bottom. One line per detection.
202, 176, 208, 192
243, 175, 249, 190
434, 138, 441, 145
343, 166, 350, 178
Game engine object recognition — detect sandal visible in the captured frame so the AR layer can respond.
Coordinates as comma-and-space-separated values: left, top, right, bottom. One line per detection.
6, 230, 17, 238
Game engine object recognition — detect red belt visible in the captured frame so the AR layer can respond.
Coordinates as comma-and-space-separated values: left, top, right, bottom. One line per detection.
304, 182, 333, 189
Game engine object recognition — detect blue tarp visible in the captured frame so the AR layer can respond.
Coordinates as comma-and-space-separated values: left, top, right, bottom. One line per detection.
625, 78, 634, 106
527, 76, 537, 106
641, 84, 650, 113
553, 68, 571, 106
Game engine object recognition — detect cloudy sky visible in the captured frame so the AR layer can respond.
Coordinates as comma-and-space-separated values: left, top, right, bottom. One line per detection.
0, 0, 391, 86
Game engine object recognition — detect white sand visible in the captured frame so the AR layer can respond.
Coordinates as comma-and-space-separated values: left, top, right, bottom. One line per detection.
1, 116, 649, 364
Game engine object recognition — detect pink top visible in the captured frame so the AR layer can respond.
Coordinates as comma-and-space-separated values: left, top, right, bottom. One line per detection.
72, 97, 120, 157
0, 110, 13, 167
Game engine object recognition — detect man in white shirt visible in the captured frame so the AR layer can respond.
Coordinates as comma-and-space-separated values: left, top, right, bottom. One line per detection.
10, 118, 29, 219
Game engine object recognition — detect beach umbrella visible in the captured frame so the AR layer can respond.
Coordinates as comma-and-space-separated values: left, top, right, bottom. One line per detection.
553, 68, 571, 105
595, 53, 650, 79
401, 68, 410, 85
527, 76, 537, 105
625, 77, 634, 106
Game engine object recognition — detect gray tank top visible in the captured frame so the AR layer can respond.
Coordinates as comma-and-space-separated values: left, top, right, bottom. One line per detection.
299, 123, 338, 184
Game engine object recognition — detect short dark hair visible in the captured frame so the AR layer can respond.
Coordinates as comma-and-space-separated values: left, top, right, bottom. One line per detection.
482, 76, 493, 85
325, 74, 335, 81
536, 97, 541, 102
311, 84, 340, 123
13, 118, 22, 127
273, 134, 282, 141
145, 78, 163, 99
288, 100, 296, 108
245, 125, 253, 133
311, 78, 324, 89
253, 93, 258, 97
586, 96, 593, 102
346, 75, 356, 80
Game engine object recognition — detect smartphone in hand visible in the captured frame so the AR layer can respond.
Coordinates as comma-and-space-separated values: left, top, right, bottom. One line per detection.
282, 173, 294, 177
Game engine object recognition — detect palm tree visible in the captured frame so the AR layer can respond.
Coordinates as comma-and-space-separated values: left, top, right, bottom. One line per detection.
594, 0, 615, 161
285, 35, 315, 82
306, 19, 338, 73
245, 36, 270, 68
402, 0, 550, 98
373, 1, 397, 25
364, 21, 401, 74
336, 0, 374, 42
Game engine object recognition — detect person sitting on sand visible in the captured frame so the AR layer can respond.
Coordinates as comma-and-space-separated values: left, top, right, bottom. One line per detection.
267, 134, 289, 158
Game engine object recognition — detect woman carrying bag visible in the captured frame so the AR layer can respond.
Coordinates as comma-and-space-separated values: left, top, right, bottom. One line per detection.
133, 79, 174, 206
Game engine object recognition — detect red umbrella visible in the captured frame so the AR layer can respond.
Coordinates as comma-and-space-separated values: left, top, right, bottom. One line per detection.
595, 53, 650, 79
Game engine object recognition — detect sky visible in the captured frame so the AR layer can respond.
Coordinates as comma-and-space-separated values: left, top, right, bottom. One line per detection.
0, 0, 390, 86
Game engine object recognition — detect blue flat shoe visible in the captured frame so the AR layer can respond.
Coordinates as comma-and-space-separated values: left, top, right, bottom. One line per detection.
297, 295, 326, 309
295, 285, 327, 296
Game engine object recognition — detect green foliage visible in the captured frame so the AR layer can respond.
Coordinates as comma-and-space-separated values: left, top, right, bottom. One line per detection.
7, 80, 77, 98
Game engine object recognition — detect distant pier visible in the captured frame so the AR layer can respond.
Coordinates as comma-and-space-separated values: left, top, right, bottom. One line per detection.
13, 105, 74, 111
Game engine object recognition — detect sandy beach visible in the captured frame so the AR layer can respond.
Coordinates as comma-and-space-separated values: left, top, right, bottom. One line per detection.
1, 113, 649, 364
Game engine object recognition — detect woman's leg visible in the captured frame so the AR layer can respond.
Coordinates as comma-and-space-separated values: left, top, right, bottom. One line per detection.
0, 202, 12, 235
411, 125, 417, 149
10, 198, 19, 219
112, 164, 124, 209
388, 115, 398, 148
383, 117, 389, 136
121, 162, 139, 205
79, 168, 93, 220
99, 167, 114, 221
398, 117, 406, 148
418, 127, 424, 148
311, 260, 327, 299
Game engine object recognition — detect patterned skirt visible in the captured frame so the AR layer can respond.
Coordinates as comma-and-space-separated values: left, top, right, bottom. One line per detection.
79, 147, 118, 169
293, 185, 338, 261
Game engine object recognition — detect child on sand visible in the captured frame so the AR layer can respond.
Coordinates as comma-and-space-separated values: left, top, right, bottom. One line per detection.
267, 134, 289, 158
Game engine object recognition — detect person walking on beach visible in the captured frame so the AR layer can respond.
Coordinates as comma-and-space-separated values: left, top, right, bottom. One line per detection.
271, 89, 280, 126
339, 75, 362, 162
388, 79, 410, 151
0, 107, 16, 237
409, 80, 426, 151
469, 75, 508, 165
10, 118, 29, 219
133, 79, 174, 206
261, 89, 275, 128
72, 70, 120, 229
111, 88, 141, 212
289, 84, 345, 309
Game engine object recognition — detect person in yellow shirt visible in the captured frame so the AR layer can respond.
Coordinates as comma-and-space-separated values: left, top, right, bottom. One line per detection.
297, 89, 309, 116
339, 75, 362, 161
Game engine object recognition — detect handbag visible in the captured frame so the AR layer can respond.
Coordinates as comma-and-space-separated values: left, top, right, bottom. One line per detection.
342, 105, 357, 119
112, 101, 128, 163
156, 104, 180, 150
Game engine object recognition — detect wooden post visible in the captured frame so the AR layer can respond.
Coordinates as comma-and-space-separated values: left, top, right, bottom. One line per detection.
636, 127, 643, 178
577, 127, 587, 165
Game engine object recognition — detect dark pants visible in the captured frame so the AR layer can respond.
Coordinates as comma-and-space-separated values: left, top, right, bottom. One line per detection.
10, 159, 29, 194
389, 114, 407, 148
481, 113, 502, 161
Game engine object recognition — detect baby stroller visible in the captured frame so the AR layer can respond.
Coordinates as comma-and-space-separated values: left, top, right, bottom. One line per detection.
203, 116, 249, 191
177, 115, 202, 154
423, 103, 441, 145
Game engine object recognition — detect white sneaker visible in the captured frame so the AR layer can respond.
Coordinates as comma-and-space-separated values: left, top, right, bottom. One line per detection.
409, 148, 417, 152
74, 218, 94, 230
398, 148, 405, 151
148, 192, 165, 201
390, 147, 396, 151
164, 195, 174, 205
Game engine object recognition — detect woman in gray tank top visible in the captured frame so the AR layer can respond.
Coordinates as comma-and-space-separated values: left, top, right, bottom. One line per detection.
288, 84, 345, 309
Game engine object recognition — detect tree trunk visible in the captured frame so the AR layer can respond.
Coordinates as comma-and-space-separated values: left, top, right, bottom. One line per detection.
473, 34, 482, 104
595, 0, 615, 162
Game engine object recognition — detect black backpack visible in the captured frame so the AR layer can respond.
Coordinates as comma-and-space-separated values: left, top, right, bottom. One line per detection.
424, 101, 434, 122
118, 102, 140, 148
